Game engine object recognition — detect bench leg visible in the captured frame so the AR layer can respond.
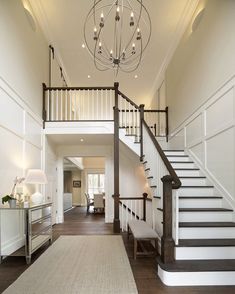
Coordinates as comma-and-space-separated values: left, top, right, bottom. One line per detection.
134, 239, 137, 260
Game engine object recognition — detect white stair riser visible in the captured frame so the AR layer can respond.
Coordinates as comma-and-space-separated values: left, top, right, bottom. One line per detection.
158, 266, 235, 286
175, 246, 235, 260
171, 162, 196, 169
164, 151, 185, 156
179, 227, 235, 239
178, 187, 215, 196
179, 199, 222, 208
176, 170, 201, 177
167, 157, 190, 162
180, 178, 208, 186
179, 211, 233, 222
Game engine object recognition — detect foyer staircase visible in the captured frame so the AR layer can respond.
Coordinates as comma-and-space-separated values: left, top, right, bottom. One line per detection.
141, 147, 235, 285
42, 83, 235, 286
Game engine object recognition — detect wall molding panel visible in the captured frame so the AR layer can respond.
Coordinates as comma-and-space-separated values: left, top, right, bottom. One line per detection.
169, 76, 235, 209
0, 77, 43, 255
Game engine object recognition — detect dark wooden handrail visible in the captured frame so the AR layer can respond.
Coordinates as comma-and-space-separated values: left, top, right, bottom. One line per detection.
44, 86, 115, 91
142, 119, 181, 189
117, 90, 139, 109
144, 109, 167, 113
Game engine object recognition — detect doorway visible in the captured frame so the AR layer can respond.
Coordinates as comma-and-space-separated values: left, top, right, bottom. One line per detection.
62, 156, 106, 217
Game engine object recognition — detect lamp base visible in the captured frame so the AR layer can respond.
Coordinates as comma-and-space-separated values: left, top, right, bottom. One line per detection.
31, 192, 43, 205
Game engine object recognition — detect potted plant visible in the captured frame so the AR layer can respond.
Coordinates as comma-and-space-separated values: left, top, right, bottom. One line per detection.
2, 195, 17, 208
1, 177, 25, 208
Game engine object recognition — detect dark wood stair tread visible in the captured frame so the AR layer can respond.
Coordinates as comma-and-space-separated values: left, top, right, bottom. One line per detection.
170, 161, 194, 163
180, 185, 214, 188
179, 222, 235, 228
147, 176, 153, 179
150, 185, 157, 188
177, 239, 235, 247
174, 168, 200, 170
179, 196, 222, 199
166, 155, 189, 157
145, 168, 150, 171
179, 208, 233, 212
157, 256, 235, 272
142, 161, 147, 164
153, 196, 161, 199
163, 150, 184, 152
179, 176, 206, 179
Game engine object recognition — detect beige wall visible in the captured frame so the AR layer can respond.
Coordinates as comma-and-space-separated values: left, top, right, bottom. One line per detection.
166, 0, 235, 132
0, 0, 49, 117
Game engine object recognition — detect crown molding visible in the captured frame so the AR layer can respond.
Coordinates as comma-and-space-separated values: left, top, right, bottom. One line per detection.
149, 0, 200, 100
28, 0, 71, 86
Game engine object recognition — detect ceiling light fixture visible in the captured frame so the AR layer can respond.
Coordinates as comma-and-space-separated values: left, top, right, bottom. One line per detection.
134, 74, 138, 79
83, 0, 151, 75
82, 43, 86, 48
87, 75, 91, 78
80, 138, 84, 142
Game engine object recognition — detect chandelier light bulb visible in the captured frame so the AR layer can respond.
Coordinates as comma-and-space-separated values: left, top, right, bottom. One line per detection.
93, 27, 98, 40
130, 11, 134, 26
115, 6, 120, 21
100, 12, 104, 27
137, 27, 141, 40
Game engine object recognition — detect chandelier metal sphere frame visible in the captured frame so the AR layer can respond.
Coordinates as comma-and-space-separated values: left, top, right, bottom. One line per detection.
83, 0, 151, 75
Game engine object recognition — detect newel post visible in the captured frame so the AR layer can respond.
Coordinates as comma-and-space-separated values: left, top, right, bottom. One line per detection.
142, 193, 148, 221
42, 83, 47, 129
139, 104, 145, 160
113, 82, 120, 233
161, 175, 175, 263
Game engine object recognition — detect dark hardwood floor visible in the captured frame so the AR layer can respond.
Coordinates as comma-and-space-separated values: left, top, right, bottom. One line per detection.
0, 207, 235, 293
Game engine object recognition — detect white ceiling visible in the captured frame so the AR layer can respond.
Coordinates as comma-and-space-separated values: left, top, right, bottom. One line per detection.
30, 0, 197, 106
48, 133, 113, 145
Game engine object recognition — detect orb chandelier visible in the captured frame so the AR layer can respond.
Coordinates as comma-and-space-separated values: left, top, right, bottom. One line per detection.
83, 0, 151, 75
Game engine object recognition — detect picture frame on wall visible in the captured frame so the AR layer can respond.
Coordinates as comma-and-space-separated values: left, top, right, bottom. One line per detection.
73, 180, 81, 188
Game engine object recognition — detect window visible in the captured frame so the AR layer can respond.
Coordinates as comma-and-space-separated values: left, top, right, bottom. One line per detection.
87, 173, 105, 196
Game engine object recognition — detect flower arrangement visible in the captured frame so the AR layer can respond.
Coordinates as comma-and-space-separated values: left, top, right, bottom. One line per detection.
2, 177, 25, 206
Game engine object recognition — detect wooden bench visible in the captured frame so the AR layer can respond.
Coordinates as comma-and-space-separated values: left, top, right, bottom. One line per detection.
128, 220, 158, 259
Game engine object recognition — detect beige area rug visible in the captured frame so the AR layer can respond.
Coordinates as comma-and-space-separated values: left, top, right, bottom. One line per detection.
3, 235, 137, 294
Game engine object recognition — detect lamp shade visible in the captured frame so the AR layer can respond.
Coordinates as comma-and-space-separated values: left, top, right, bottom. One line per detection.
25, 169, 47, 184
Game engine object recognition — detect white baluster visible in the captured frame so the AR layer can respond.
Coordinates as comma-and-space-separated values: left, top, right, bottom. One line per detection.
69, 91, 72, 120
60, 90, 63, 120
47, 90, 50, 121
56, 90, 59, 120
65, 90, 68, 120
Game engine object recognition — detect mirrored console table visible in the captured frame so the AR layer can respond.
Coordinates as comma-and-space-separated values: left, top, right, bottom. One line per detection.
0, 202, 52, 264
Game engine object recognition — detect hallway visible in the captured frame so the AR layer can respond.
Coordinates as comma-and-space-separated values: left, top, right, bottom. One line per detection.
0, 207, 235, 293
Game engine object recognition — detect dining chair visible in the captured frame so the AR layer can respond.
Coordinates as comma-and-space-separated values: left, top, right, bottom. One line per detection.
85, 193, 94, 214
93, 194, 104, 214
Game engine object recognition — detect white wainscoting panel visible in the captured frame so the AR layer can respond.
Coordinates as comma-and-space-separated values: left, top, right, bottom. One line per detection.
0, 78, 43, 255
169, 76, 235, 208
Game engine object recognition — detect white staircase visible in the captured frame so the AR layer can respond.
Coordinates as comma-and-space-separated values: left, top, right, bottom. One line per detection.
153, 150, 235, 286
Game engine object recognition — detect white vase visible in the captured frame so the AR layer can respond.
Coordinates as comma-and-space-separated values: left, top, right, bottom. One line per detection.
9, 199, 17, 208
31, 192, 43, 205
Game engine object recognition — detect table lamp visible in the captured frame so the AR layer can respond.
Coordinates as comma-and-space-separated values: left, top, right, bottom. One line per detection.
25, 169, 47, 205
